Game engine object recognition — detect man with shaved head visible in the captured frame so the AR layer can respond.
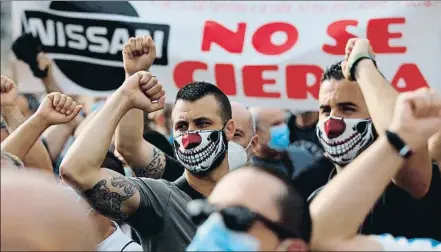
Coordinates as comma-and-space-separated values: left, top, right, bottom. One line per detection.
228, 101, 258, 170
249, 107, 316, 178
186, 165, 311, 251
1, 169, 98, 251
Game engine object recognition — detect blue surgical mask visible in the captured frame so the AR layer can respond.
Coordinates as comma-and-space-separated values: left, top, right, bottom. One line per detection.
187, 213, 260, 251
268, 123, 290, 151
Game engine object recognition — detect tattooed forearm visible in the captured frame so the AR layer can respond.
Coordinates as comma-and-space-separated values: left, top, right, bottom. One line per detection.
134, 147, 166, 179
83, 176, 137, 221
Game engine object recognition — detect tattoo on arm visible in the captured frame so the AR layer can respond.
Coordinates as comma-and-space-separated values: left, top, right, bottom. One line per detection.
83, 176, 137, 221
134, 147, 166, 179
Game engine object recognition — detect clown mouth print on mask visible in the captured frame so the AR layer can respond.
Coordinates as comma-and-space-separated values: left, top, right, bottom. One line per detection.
173, 128, 228, 175
316, 116, 375, 166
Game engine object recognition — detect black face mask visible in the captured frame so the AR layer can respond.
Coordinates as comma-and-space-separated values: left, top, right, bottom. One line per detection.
12, 33, 48, 79
173, 126, 228, 175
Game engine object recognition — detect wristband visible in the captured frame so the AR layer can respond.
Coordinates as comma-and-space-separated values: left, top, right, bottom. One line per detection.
385, 130, 413, 159
348, 53, 377, 81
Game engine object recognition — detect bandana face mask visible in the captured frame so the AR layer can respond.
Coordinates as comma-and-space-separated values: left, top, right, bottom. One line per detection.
316, 116, 375, 166
173, 127, 228, 175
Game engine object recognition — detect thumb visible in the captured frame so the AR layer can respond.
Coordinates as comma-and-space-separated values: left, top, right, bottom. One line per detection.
147, 96, 165, 112
66, 105, 83, 120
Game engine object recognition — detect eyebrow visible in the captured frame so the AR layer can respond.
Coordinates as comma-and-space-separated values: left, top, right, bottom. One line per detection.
338, 102, 358, 107
319, 105, 330, 110
192, 117, 213, 123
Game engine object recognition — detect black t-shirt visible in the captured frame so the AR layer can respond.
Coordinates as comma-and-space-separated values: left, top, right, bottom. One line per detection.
287, 114, 324, 159
126, 155, 203, 252
301, 160, 441, 240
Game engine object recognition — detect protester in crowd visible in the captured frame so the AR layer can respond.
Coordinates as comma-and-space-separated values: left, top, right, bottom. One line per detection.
249, 107, 317, 177
1, 168, 98, 251
309, 38, 441, 240
287, 111, 324, 159
1, 76, 82, 173
186, 165, 311, 251
228, 101, 258, 170
311, 87, 441, 251
61, 35, 239, 251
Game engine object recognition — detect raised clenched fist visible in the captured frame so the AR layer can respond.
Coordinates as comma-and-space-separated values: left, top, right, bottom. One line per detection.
341, 38, 375, 80
123, 36, 156, 75
36, 92, 83, 125
119, 71, 165, 113
389, 88, 441, 151
37, 52, 53, 76
1, 76, 18, 108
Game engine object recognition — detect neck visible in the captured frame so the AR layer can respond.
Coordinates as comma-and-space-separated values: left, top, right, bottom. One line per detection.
295, 112, 318, 128
184, 157, 229, 197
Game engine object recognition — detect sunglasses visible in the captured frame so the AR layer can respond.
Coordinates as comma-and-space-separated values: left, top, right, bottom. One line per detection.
186, 199, 299, 239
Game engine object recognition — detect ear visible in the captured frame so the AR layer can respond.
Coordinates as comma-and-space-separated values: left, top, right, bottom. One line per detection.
276, 239, 308, 252
251, 135, 260, 156
250, 134, 259, 150
225, 119, 236, 141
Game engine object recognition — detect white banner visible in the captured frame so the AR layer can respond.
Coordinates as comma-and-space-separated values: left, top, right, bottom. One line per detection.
11, 1, 441, 111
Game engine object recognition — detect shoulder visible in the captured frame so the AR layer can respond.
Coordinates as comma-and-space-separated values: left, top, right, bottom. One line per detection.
369, 234, 441, 251
129, 177, 172, 195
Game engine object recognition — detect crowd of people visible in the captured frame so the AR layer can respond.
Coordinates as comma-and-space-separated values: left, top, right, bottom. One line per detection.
1, 34, 441, 251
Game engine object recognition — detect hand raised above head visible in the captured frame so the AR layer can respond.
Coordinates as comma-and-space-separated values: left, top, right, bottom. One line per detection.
36, 92, 83, 126
0, 76, 18, 108
389, 88, 441, 150
118, 71, 165, 113
123, 36, 156, 75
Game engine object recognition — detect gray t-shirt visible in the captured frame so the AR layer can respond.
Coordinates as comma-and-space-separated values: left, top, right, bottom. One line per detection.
126, 156, 203, 252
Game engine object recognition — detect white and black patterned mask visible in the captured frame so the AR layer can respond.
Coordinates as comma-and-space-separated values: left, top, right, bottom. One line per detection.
316, 116, 375, 166
173, 128, 228, 175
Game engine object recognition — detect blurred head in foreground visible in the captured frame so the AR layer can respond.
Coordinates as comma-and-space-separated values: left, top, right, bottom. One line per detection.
187, 166, 311, 251
1, 168, 98, 251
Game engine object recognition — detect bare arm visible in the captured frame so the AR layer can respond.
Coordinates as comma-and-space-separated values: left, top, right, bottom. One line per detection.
42, 114, 83, 161
1, 106, 52, 172
310, 89, 441, 251
115, 108, 166, 179
310, 137, 402, 251
38, 52, 63, 94
60, 91, 141, 221
355, 60, 432, 197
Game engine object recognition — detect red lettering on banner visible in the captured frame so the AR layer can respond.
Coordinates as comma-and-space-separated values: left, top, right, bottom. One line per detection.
286, 65, 323, 99
323, 18, 407, 55
252, 22, 298, 55
215, 64, 237, 95
201, 21, 246, 53
173, 62, 430, 100
367, 18, 406, 54
391, 63, 429, 92
323, 20, 358, 55
173, 61, 208, 88
201, 21, 298, 55
243, 65, 280, 98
